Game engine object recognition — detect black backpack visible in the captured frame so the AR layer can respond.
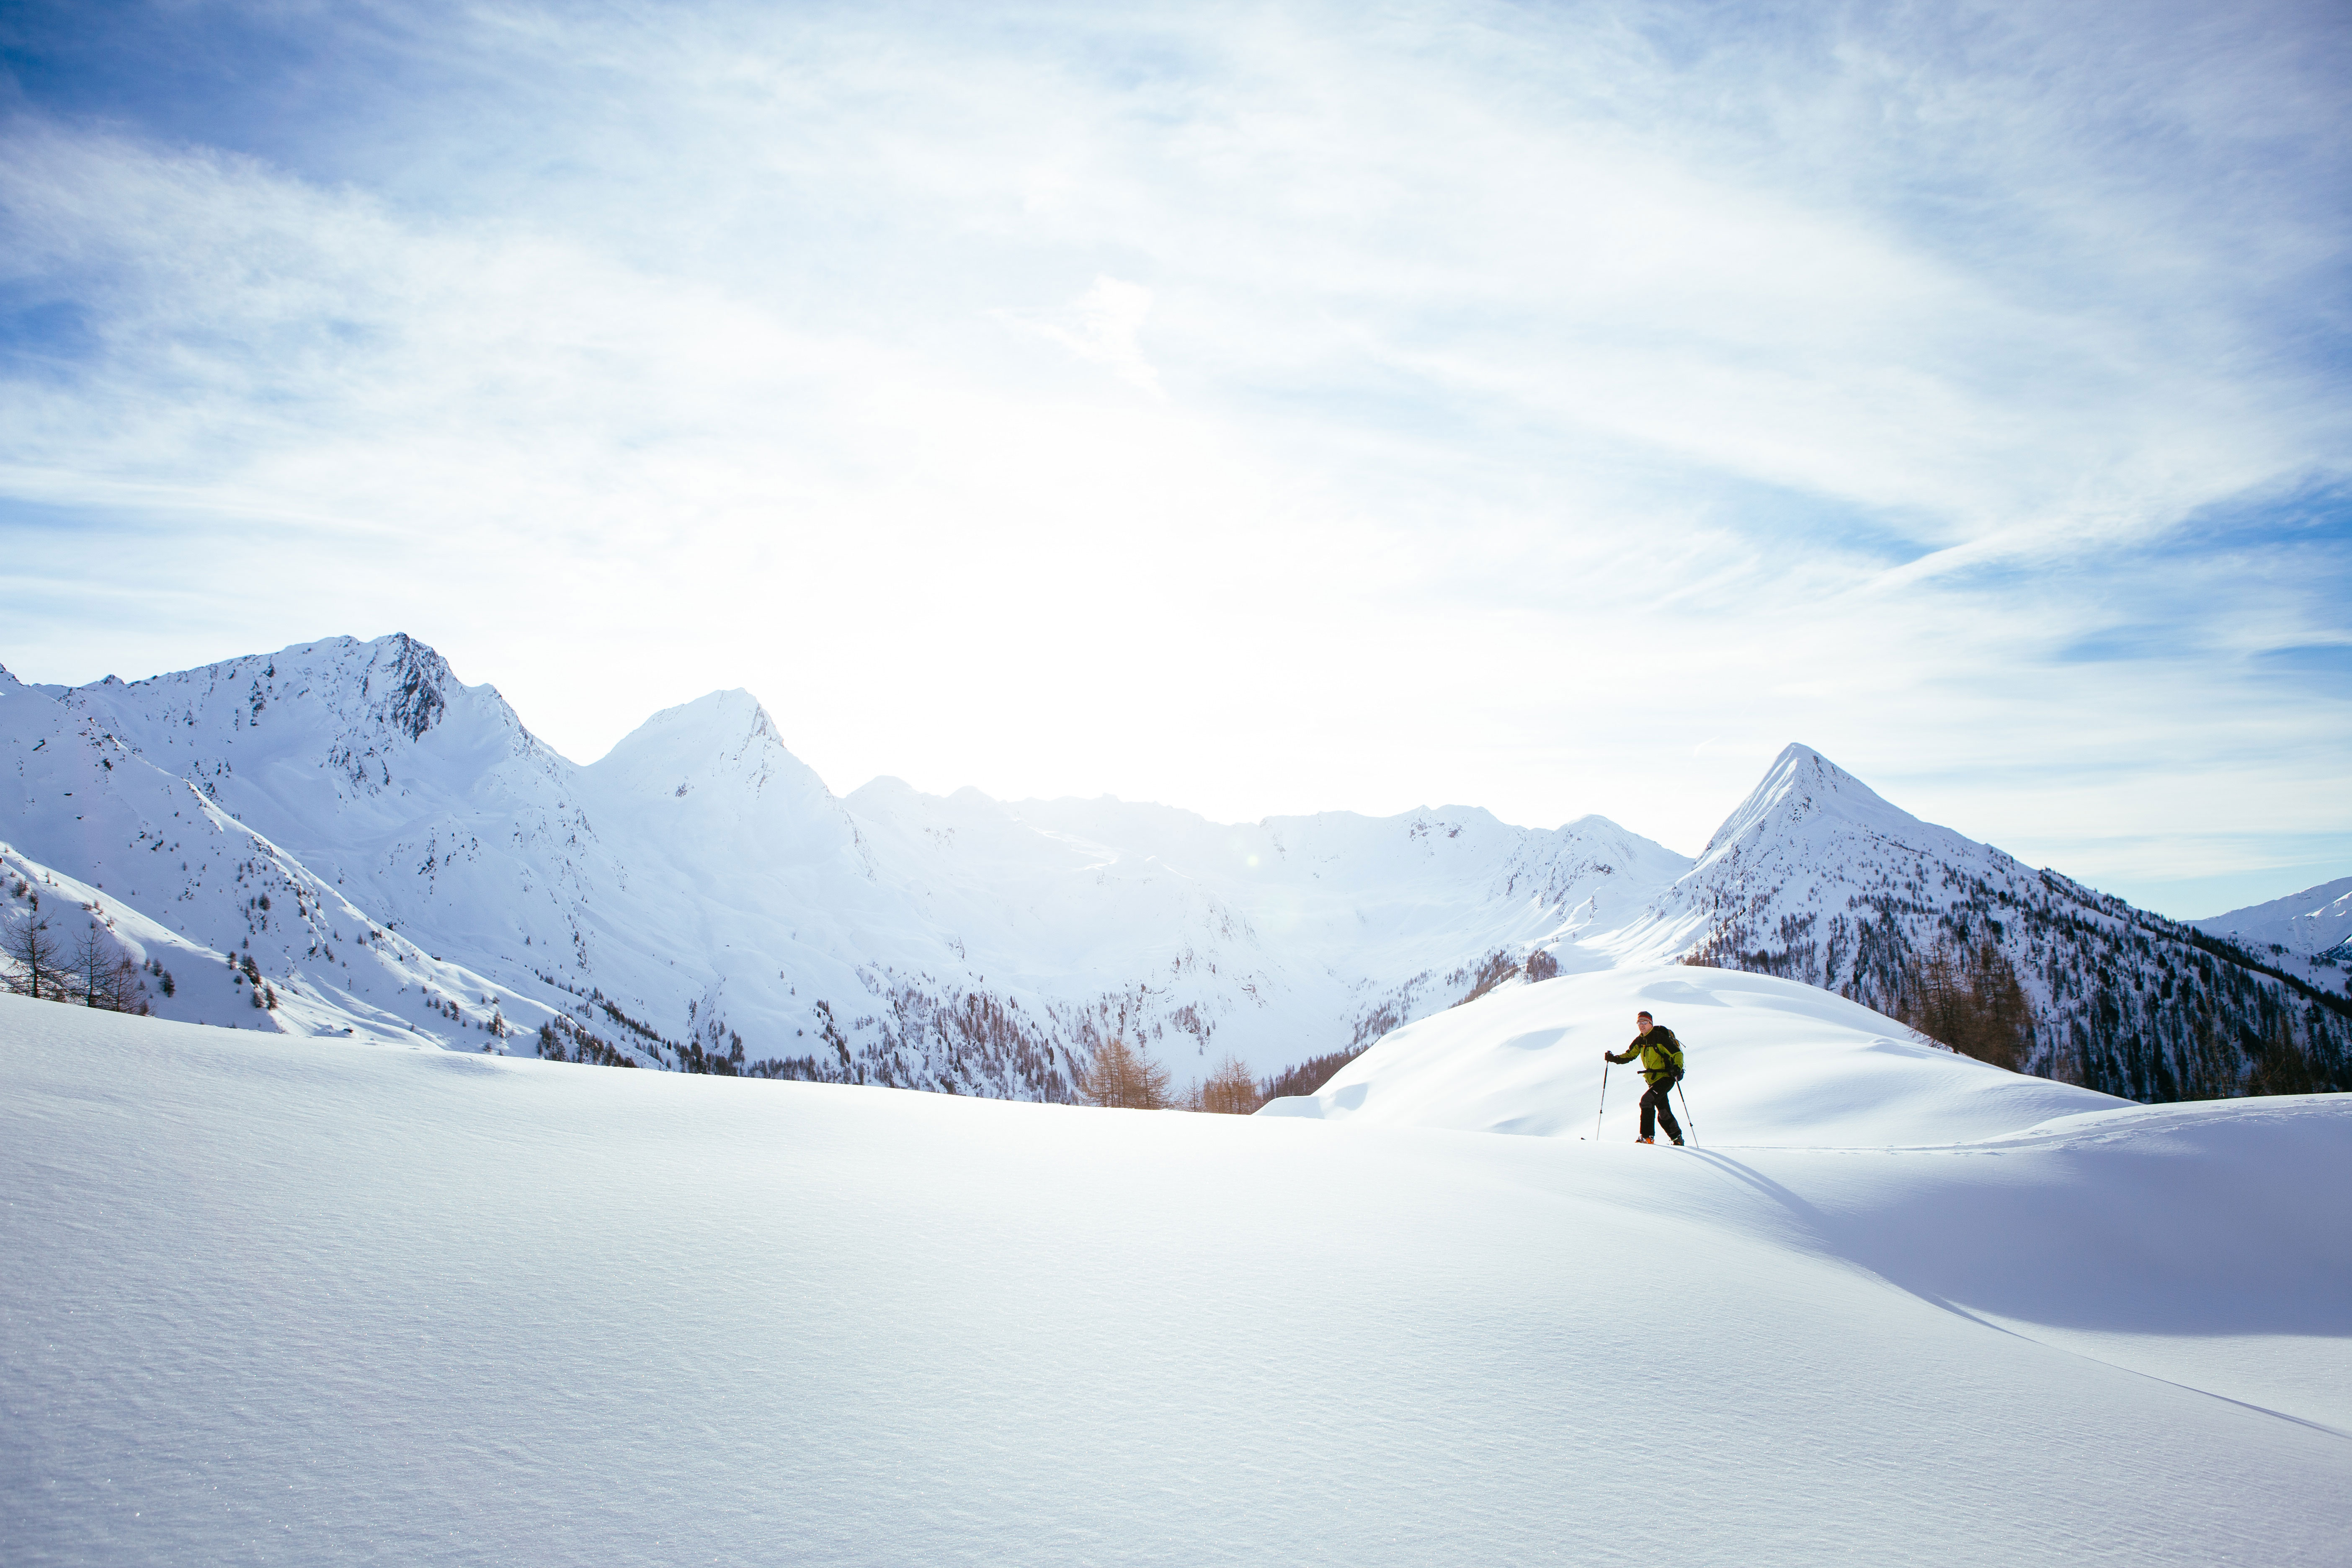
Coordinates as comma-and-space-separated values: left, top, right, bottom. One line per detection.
1649, 1027, 1685, 1082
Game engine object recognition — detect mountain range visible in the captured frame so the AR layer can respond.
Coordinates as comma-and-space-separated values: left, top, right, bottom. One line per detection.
2193, 876, 2352, 972
3, 632, 2344, 1101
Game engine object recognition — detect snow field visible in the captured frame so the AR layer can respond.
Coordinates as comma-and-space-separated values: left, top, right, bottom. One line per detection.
5, 995, 2348, 1566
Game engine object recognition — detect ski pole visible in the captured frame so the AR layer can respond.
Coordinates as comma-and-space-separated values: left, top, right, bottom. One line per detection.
1677, 1079, 1697, 1145
1594, 1059, 1610, 1142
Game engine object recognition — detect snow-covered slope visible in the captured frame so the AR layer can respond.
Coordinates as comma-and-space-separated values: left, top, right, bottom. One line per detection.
1263, 963, 2121, 1145
845, 779, 1692, 1062
5, 996, 2347, 1565
2197, 875, 2352, 978
0, 658, 555, 1045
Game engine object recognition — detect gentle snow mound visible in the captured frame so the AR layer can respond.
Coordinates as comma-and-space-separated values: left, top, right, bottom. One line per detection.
1259, 964, 2122, 1145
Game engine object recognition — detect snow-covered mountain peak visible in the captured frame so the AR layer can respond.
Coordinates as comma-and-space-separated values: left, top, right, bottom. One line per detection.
1700, 743, 1933, 862
2195, 876, 2352, 969
1545, 812, 1689, 864
54, 632, 537, 775
0, 664, 72, 700
358, 633, 454, 741
1591, 743, 2025, 971
842, 774, 922, 812
586, 689, 832, 810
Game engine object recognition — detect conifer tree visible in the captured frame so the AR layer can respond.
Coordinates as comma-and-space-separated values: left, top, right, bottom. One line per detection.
3, 910, 62, 1000
1188, 1055, 1262, 1114
70, 925, 112, 1008
1075, 1037, 1173, 1109
1897, 938, 2032, 1070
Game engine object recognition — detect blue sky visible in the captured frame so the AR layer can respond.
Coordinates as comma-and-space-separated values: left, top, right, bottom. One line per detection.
2, 0, 2347, 918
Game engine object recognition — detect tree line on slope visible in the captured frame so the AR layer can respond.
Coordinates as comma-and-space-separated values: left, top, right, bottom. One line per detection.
1686, 878, 2351, 1102
1068, 1039, 1269, 1114
3, 882, 165, 1016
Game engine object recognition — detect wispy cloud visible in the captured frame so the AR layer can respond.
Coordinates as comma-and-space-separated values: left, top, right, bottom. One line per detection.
0, 0, 2345, 911
1003, 277, 1163, 395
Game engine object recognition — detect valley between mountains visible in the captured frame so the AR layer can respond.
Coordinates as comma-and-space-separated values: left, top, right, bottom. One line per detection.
3, 632, 2345, 1101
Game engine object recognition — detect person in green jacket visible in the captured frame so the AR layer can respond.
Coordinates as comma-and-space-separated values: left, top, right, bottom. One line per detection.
1605, 1010, 1684, 1145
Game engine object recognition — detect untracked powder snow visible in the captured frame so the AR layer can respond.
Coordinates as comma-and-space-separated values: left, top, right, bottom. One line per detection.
4, 975, 2348, 1566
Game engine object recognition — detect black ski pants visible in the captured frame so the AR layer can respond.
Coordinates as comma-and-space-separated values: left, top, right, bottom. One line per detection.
1640, 1079, 1683, 1142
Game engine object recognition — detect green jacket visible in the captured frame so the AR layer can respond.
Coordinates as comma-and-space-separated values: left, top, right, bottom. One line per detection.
1609, 1026, 1684, 1086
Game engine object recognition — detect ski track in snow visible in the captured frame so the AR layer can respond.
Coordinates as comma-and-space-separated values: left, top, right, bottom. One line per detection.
5, 990, 2349, 1567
